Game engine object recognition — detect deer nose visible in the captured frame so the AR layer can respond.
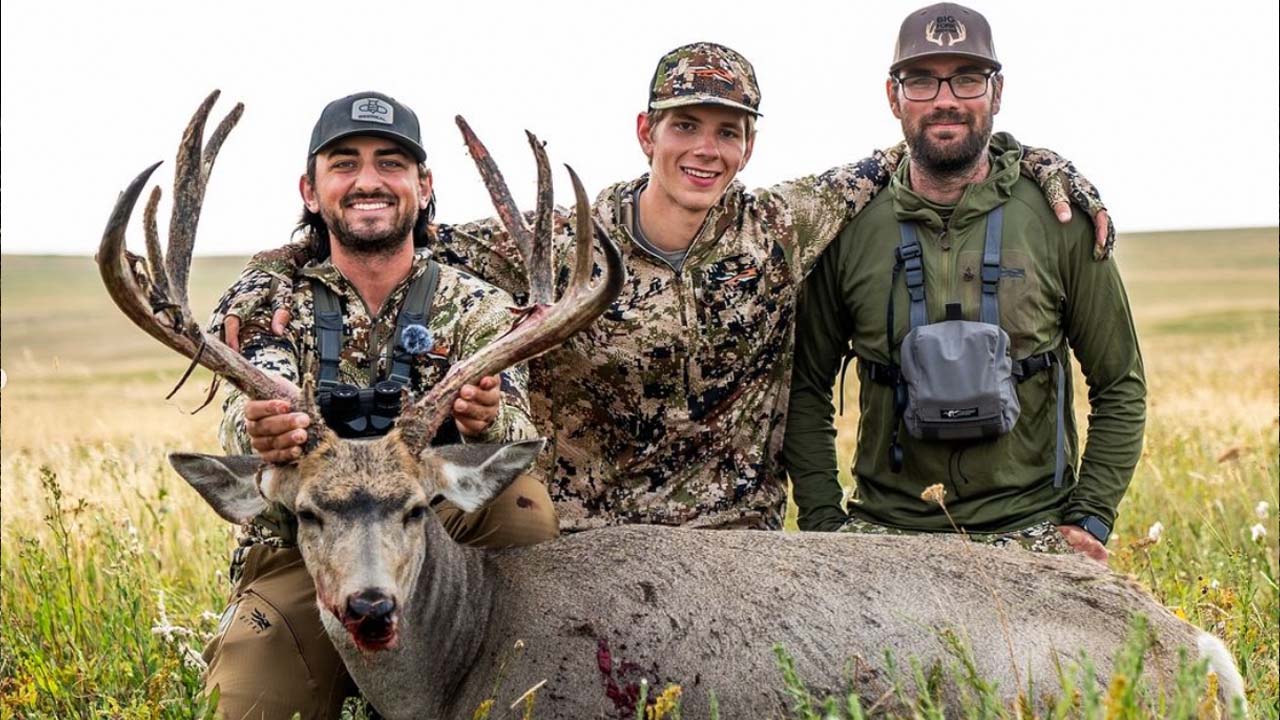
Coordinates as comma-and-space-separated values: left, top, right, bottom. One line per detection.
346, 589, 396, 622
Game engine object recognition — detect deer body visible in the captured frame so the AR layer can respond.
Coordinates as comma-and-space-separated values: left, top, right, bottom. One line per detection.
324, 522, 1230, 719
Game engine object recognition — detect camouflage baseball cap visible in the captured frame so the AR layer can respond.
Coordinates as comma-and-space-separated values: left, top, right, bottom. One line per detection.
891, 3, 1001, 74
648, 42, 762, 117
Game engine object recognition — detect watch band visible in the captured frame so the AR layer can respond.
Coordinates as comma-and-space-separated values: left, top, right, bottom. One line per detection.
1074, 515, 1111, 545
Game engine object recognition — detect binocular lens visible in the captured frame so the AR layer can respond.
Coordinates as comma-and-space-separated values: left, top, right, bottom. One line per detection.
373, 381, 402, 414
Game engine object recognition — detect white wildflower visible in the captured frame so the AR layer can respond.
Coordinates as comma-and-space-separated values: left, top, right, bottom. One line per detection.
1210, 579, 1221, 589
1147, 522, 1164, 542
151, 590, 208, 670
1256, 501, 1270, 520
1250, 523, 1267, 542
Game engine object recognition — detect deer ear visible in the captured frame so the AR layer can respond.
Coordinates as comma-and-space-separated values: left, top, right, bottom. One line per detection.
430, 440, 545, 512
168, 452, 267, 525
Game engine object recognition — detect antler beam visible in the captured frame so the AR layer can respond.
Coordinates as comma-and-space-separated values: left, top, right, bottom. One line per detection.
97, 90, 299, 406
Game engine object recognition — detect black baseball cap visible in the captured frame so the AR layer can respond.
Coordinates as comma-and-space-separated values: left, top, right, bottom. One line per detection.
308, 91, 427, 162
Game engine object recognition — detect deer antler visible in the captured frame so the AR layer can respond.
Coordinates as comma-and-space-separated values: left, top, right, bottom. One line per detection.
395, 118, 625, 454
97, 90, 300, 407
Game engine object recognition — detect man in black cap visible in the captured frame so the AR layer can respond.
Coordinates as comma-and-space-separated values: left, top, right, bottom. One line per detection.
202, 91, 558, 718
786, 4, 1144, 563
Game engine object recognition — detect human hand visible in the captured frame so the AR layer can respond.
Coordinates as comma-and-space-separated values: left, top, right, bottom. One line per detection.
245, 399, 311, 464
453, 375, 502, 437
1020, 146, 1115, 259
221, 308, 292, 353
1056, 524, 1109, 565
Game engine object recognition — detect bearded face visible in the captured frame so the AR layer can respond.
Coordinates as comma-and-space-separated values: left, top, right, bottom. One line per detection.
321, 188, 418, 257
305, 136, 429, 258
888, 57, 1002, 178
903, 104, 994, 175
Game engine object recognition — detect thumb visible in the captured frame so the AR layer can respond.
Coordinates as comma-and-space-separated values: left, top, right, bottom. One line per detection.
271, 308, 292, 336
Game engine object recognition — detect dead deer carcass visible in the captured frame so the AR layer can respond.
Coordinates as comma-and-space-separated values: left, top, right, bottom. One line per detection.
101, 93, 1245, 719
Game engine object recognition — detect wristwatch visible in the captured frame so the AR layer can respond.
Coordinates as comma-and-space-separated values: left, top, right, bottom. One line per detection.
1073, 515, 1111, 545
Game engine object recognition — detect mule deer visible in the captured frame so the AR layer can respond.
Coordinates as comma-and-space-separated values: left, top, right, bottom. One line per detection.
101, 93, 1245, 719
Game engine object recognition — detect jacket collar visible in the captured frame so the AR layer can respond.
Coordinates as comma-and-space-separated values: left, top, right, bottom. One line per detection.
891, 131, 1022, 232
598, 174, 750, 268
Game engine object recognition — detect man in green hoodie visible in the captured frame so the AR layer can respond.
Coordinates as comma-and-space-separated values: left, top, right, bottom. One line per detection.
784, 3, 1145, 564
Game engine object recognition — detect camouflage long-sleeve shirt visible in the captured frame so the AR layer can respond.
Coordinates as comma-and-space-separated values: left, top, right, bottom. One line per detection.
422, 156, 897, 530
218, 254, 535, 455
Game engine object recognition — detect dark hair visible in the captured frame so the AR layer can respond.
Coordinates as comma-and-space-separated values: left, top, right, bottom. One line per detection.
295, 154, 436, 261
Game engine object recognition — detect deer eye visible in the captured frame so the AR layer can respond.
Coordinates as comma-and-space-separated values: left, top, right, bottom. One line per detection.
403, 505, 429, 525
296, 508, 322, 527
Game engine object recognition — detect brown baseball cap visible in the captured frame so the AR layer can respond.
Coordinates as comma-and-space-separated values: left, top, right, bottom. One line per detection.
648, 42, 762, 117
890, 3, 1001, 74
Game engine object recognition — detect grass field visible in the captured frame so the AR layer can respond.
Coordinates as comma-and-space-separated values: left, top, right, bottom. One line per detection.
1, 227, 1277, 718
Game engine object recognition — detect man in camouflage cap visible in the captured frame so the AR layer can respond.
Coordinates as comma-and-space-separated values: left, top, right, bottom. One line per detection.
214, 43, 1110, 536
785, 3, 1143, 563
203, 91, 556, 718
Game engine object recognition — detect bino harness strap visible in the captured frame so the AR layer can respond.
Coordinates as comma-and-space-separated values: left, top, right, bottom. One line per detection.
312, 260, 442, 438
849, 206, 1067, 488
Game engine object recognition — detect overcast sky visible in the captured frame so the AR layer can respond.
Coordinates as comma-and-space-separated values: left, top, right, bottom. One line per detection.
2, 0, 1277, 255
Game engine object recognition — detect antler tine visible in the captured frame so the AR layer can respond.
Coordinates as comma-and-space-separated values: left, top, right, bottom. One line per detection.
165, 90, 222, 314
202, 102, 244, 185
395, 127, 625, 455
98, 95, 299, 408
566, 164, 623, 299
526, 131, 555, 305
455, 116, 538, 295
142, 186, 171, 306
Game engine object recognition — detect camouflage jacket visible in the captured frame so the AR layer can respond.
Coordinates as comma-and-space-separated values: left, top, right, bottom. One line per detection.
423, 158, 905, 530
216, 147, 1109, 531
218, 254, 535, 457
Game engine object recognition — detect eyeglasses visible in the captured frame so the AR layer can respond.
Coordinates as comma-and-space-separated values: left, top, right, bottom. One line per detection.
894, 71, 996, 101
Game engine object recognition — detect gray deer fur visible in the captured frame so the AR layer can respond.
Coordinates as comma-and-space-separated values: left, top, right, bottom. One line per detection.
171, 438, 1245, 719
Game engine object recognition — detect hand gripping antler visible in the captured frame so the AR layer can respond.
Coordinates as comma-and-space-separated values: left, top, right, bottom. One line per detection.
395, 118, 626, 454
97, 90, 300, 407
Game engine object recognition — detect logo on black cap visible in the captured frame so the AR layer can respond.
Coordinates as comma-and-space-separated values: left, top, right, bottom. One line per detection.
352, 98, 393, 125
925, 16, 967, 47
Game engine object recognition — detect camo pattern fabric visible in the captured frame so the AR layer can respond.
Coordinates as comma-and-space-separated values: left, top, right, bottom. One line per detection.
217, 254, 535, 457
1020, 147, 1115, 259
428, 154, 912, 531
838, 517, 1073, 554
649, 42, 761, 114
211, 146, 1107, 532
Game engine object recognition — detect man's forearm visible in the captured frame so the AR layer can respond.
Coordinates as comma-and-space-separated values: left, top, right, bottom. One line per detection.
1063, 369, 1146, 527
783, 389, 849, 531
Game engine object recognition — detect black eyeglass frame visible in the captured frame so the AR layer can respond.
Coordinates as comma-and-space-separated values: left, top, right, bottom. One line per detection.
891, 69, 998, 101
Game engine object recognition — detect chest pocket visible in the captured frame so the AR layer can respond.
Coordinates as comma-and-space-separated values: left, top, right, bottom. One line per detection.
692, 248, 793, 386
958, 248, 1040, 356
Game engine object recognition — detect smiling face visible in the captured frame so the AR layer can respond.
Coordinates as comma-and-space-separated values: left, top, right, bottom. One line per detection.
301, 135, 432, 256
887, 55, 1002, 175
636, 104, 755, 219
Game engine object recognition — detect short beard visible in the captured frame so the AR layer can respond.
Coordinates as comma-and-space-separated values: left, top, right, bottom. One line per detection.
324, 195, 416, 257
906, 109, 993, 176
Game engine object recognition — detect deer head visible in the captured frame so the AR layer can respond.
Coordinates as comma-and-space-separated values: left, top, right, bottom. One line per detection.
101, 91, 624, 651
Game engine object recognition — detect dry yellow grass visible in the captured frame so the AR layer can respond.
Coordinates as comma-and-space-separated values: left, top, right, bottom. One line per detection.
0, 226, 1277, 716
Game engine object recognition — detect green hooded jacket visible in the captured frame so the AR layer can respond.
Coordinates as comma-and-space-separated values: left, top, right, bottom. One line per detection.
784, 133, 1145, 534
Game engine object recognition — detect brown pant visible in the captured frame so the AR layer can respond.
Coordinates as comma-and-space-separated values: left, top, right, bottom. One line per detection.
201, 473, 557, 719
